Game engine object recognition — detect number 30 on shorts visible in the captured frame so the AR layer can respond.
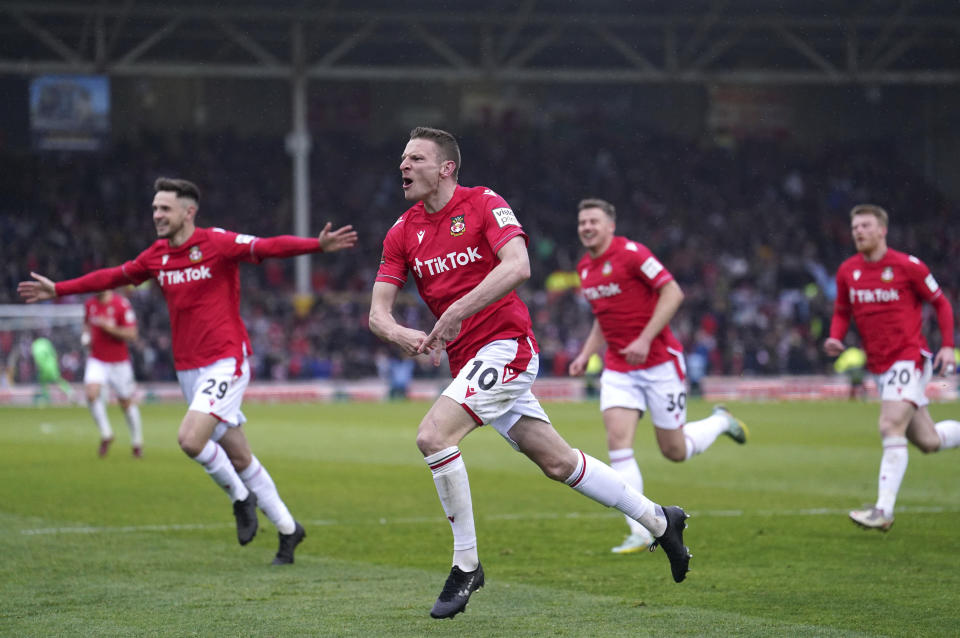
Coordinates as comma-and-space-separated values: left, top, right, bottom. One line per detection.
202, 378, 229, 400
666, 391, 686, 412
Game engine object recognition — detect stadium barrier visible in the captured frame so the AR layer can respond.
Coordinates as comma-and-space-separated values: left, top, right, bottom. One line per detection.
0, 375, 956, 406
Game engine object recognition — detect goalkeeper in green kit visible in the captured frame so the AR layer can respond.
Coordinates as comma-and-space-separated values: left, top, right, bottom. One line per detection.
31, 336, 74, 403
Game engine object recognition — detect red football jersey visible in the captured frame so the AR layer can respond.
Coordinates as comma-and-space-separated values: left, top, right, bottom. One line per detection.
831, 248, 945, 373
55, 228, 323, 372
577, 236, 683, 372
85, 293, 135, 362
376, 185, 536, 376
119, 227, 265, 371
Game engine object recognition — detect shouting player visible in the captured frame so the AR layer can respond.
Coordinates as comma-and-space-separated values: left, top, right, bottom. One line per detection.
370, 127, 692, 619
824, 204, 960, 531
19, 177, 357, 564
568, 198, 748, 554
82, 289, 144, 458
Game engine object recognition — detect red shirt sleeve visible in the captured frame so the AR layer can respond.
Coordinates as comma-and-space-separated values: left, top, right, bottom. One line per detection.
206, 228, 322, 263
626, 241, 674, 291
250, 235, 322, 261
829, 266, 852, 340
375, 219, 408, 287
908, 256, 955, 348
480, 193, 527, 254
117, 296, 136, 328
56, 265, 137, 297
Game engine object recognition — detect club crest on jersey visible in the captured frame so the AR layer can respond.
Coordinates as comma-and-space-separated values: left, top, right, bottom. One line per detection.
450, 215, 466, 236
602, 261, 613, 276
189, 246, 202, 263
881, 267, 894, 282
853, 269, 861, 281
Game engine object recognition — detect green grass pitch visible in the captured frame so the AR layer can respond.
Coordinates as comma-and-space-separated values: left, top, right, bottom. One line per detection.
1, 399, 958, 637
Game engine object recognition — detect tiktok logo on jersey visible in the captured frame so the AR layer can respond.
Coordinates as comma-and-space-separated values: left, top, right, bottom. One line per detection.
582, 283, 623, 300
412, 247, 482, 278
157, 265, 213, 287
849, 287, 901, 303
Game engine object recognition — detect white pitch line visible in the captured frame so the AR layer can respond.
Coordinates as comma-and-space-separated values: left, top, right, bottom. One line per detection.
15, 505, 959, 537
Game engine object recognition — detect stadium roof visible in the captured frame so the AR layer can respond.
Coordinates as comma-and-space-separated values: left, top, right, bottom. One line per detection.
1, 0, 959, 84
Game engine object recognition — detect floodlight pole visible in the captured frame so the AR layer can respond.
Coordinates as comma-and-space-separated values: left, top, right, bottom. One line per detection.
287, 22, 312, 300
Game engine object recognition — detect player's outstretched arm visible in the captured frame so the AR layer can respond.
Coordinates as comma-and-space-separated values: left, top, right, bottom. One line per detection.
318, 222, 358, 253
17, 272, 57, 303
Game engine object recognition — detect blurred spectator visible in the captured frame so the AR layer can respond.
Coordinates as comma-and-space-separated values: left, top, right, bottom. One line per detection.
2, 124, 956, 382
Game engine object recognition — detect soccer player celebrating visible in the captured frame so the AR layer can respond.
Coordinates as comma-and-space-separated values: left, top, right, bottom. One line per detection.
370, 127, 692, 620
19, 177, 357, 564
824, 204, 960, 531
568, 199, 749, 554
82, 289, 144, 458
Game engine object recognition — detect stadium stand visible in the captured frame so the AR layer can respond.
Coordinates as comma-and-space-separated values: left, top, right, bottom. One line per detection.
1, 123, 957, 384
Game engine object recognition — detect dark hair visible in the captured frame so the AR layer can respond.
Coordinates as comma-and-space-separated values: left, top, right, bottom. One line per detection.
409, 126, 461, 179
154, 177, 201, 203
578, 198, 616, 221
849, 203, 888, 228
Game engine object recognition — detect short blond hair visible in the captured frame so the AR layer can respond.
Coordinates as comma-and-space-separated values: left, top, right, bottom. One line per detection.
578, 198, 616, 221
409, 126, 460, 179
849, 204, 888, 228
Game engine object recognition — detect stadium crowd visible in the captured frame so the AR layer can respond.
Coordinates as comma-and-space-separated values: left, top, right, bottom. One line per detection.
2, 117, 958, 386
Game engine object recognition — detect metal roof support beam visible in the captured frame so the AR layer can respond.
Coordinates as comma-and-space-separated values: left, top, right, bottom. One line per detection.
115, 16, 182, 66
214, 19, 282, 67
688, 27, 743, 72
6, 7, 83, 63
775, 25, 839, 77
105, 0, 136, 60
0, 3, 958, 85
679, 0, 728, 65
589, 23, 659, 72
504, 24, 562, 69
313, 18, 378, 68
496, 0, 536, 64
406, 19, 471, 70
864, 0, 919, 67
872, 29, 922, 72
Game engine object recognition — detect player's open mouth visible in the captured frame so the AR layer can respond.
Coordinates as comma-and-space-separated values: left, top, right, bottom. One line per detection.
402, 178, 413, 189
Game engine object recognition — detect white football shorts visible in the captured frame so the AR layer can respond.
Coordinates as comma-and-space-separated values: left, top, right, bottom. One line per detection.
177, 357, 249, 442
599, 356, 688, 430
84, 357, 137, 400
442, 337, 550, 448
876, 358, 931, 408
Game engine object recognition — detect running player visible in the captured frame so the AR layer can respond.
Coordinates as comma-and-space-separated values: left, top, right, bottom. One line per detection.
19, 177, 357, 564
370, 127, 692, 619
824, 204, 959, 531
569, 198, 748, 553
83, 289, 144, 458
